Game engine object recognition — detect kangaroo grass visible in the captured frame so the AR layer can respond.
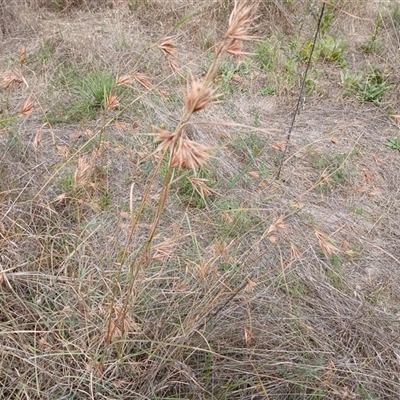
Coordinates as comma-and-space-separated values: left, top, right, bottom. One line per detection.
106, 0, 260, 348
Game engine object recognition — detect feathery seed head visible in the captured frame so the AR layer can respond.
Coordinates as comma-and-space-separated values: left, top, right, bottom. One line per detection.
0, 69, 23, 89
155, 130, 176, 153
185, 77, 215, 114
105, 94, 119, 111
20, 99, 34, 116
116, 75, 133, 87
157, 37, 177, 57
224, 1, 257, 41
132, 72, 152, 89
171, 137, 212, 170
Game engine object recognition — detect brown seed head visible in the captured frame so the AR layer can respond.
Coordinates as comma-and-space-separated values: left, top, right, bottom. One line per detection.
20, 99, 34, 116
171, 137, 212, 170
114, 120, 127, 132
152, 237, 175, 262
185, 78, 215, 114
105, 94, 119, 111
74, 155, 94, 188
33, 127, 42, 151
155, 130, 176, 153
132, 72, 152, 89
116, 75, 133, 87
224, 1, 258, 41
315, 230, 339, 257
167, 57, 179, 73
157, 38, 177, 57
0, 69, 23, 89
226, 39, 244, 55
187, 177, 214, 197
19, 47, 26, 67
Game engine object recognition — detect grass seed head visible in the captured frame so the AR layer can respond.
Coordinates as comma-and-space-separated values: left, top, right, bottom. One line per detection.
20, 99, 34, 116
74, 155, 94, 188
185, 77, 215, 114
152, 237, 175, 262
226, 39, 244, 55
157, 37, 177, 57
167, 57, 179, 72
171, 137, 212, 170
315, 230, 339, 257
19, 47, 26, 67
187, 177, 214, 197
155, 129, 176, 153
132, 72, 152, 89
105, 94, 119, 111
33, 127, 42, 151
187, 177, 214, 206
0, 69, 23, 89
116, 74, 133, 87
224, 0, 258, 41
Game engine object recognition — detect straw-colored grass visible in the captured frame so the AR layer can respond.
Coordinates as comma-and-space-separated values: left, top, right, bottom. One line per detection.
1, 0, 400, 399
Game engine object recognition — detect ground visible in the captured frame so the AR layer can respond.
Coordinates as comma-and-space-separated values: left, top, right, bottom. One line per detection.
0, 1, 400, 399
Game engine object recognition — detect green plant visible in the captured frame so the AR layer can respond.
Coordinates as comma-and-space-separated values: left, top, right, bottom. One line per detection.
76, 70, 116, 110
99, 190, 111, 209
48, 68, 121, 124
258, 86, 276, 95
214, 200, 261, 238
231, 131, 266, 159
127, 0, 152, 12
255, 38, 277, 70
37, 39, 55, 64
176, 170, 216, 209
321, 5, 337, 36
300, 36, 347, 67
353, 207, 364, 216
215, 57, 251, 95
340, 70, 361, 93
329, 253, 342, 269
50, 0, 64, 11
340, 67, 393, 105
385, 137, 400, 151
356, 384, 379, 400
362, 14, 382, 53
391, 3, 400, 28
310, 152, 351, 193
356, 68, 393, 105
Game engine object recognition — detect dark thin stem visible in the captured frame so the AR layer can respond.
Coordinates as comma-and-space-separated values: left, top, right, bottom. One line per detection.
276, 3, 326, 180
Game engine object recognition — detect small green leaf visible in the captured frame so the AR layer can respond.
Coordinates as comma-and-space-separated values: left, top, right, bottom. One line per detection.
174, 7, 201, 30
384, 138, 400, 150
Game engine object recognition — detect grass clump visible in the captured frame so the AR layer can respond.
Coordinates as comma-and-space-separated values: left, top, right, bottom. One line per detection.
48, 68, 118, 124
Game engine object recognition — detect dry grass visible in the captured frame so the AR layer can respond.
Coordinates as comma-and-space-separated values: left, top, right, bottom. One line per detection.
1, 0, 400, 399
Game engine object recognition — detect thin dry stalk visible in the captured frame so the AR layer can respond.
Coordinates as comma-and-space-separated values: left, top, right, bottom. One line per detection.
110, 0, 259, 346
19, 47, 26, 67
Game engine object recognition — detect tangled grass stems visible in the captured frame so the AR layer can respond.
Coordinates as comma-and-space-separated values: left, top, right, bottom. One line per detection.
2, 1, 399, 398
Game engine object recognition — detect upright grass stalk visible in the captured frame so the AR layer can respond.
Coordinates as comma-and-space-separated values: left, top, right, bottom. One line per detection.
106, 0, 260, 349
